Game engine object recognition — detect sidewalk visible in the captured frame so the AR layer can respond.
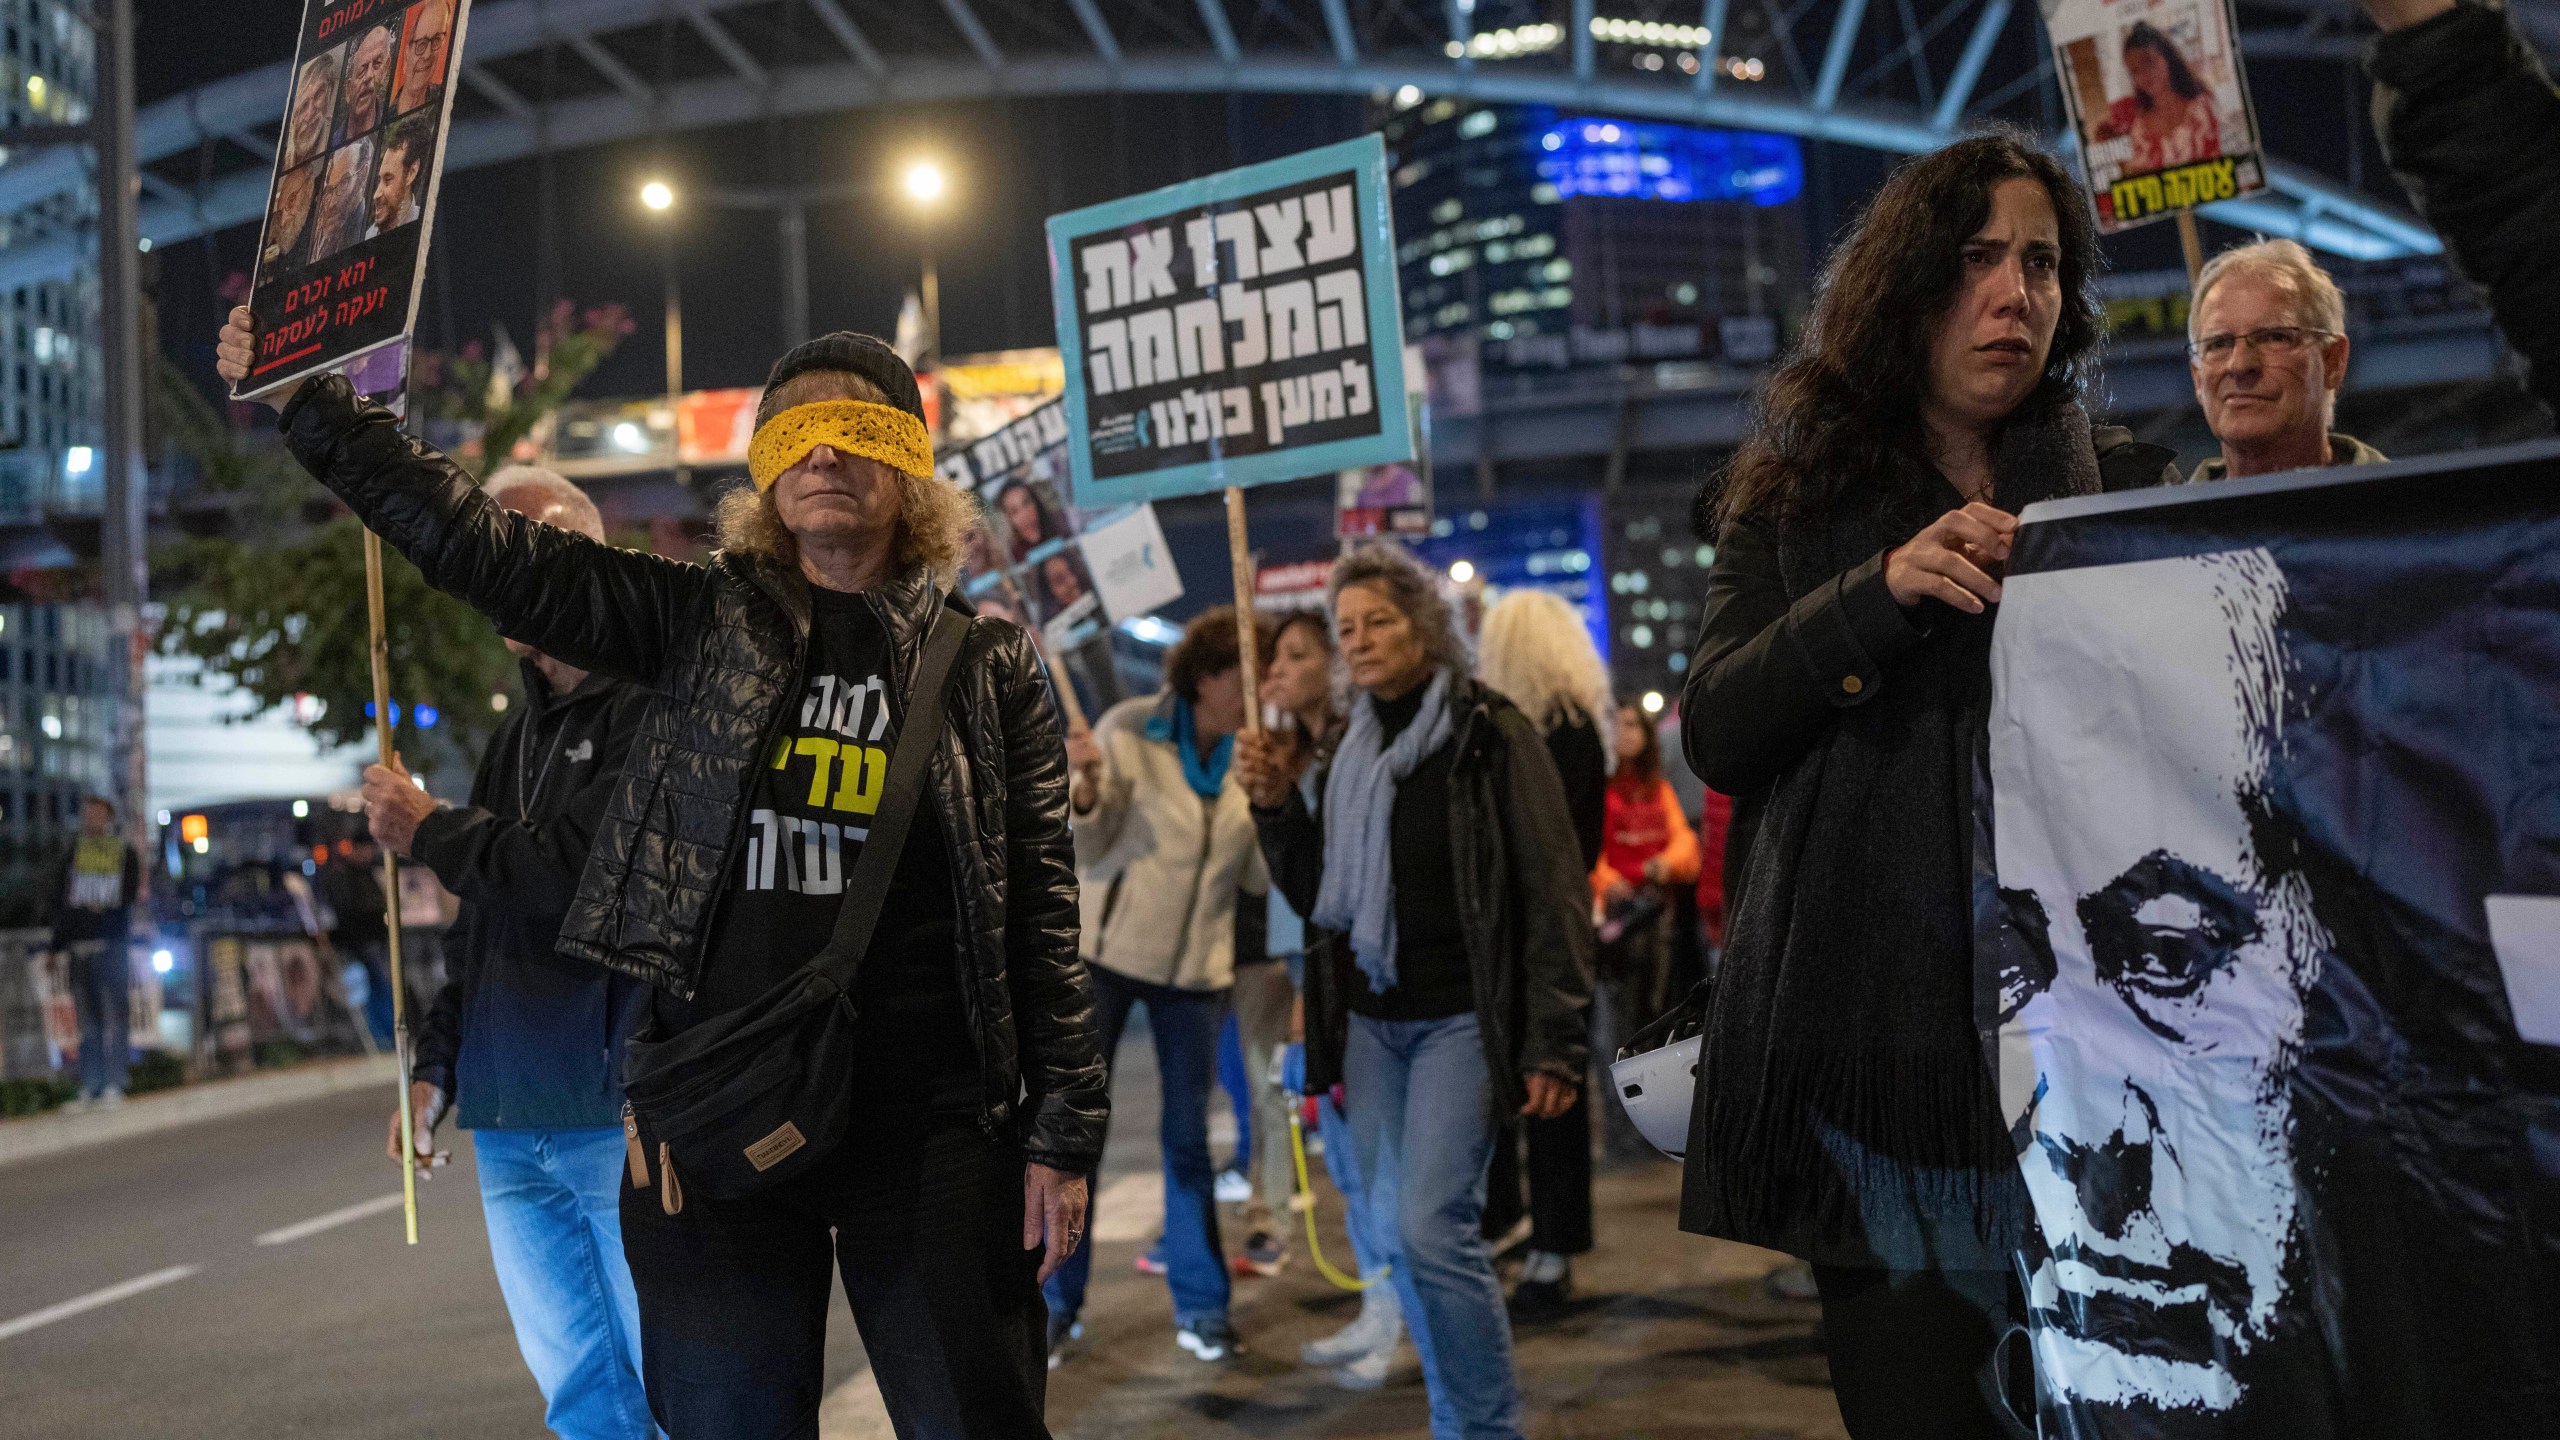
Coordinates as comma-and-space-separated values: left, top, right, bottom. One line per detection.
0, 1055, 399, 1170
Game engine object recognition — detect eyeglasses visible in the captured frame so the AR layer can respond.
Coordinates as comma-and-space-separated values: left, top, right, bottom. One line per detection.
2187, 325, 2338, 366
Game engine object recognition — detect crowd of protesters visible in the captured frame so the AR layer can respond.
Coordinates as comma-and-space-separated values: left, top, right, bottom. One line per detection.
176, 2, 2560, 1434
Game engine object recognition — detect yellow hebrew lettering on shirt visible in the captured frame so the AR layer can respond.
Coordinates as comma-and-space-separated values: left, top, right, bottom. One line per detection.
793, 736, 840, 807
835, 744, 887, 816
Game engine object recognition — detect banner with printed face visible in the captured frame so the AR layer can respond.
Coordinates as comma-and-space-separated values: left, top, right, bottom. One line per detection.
235, 0, 469, 398
1046, 134, 1412, 505
2041, 0, 2266, 233
1974, 441, 2560, 1437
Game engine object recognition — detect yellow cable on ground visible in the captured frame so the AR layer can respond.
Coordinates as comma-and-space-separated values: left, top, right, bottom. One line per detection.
1289, 1113, 1379, 1293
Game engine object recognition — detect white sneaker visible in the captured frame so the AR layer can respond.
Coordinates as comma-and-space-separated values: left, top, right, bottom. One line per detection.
1214, 1167, 1251, 1204
1300, 1283, 1400, 1366
1331, 1342, 1394, 1391
58, 1095, 92, 1116
95, 1088, 125, 1110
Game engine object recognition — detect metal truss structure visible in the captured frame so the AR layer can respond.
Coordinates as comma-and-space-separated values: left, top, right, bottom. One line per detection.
0, 0, 2466, 293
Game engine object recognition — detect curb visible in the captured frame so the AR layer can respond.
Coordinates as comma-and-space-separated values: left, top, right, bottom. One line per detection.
0, 1055, 400, 1169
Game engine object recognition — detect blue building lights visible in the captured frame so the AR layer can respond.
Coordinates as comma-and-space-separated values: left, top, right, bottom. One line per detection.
1530, 113, 1804, 207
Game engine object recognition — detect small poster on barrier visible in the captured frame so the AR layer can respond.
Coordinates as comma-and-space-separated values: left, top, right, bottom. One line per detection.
2041, 0, 2267, 232
1080, 503, 1186, 623
234, 0, 470, 398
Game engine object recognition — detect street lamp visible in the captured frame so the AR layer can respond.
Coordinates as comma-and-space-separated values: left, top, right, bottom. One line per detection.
640, 178, 683, 481
899, 158, 948, 370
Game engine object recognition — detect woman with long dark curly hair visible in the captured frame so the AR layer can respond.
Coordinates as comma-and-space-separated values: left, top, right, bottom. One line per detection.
1678, 130, 2177, 1437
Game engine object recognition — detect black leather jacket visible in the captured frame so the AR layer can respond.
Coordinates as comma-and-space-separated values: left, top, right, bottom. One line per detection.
278, 376, 1107, 1173
1253, 675, 1596, 1113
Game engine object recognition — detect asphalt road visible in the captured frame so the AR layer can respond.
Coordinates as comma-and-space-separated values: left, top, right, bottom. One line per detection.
4, 1029, 1847, 1440
0, 1085, 866, 1439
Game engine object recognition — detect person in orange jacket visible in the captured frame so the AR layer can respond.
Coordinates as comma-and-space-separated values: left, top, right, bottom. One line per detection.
1591, 704, 1702, 1160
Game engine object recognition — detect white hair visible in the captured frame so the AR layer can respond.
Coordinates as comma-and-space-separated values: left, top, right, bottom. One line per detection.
2191, 239, 2346, 342
1477, 588, 1613, 746
483, 465, 606, 542
2192, 239, 2349, 426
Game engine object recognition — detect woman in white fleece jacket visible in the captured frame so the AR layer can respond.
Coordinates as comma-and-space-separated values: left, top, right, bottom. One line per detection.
1042, 604, 1271, 1367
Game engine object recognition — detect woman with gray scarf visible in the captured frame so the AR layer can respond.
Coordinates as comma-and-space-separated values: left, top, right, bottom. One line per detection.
1235, 545, 1594, 1440
1679, 131, 2177, 1437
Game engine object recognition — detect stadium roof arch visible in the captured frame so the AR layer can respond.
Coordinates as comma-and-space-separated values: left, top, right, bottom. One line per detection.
0, 0, 2458, 292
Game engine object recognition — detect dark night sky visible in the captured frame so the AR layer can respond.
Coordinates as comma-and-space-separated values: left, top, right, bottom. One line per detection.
138, 1, 2402, 403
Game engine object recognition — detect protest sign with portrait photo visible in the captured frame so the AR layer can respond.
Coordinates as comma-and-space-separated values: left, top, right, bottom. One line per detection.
236, 0, 470, 399
1977, 440, 2560, 1436
2041, 0, 2267, 232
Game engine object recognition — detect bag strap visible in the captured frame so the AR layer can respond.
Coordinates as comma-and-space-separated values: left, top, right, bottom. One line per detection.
807, 601, 971, 993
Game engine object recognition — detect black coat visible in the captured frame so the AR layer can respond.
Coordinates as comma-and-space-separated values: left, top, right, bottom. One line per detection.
1254, 676, 1595, 1114
2369, 5, 2560, 417
278, 376, 1108, 1174
408, 662, 654, 1132
1677, 418, 2175, 1267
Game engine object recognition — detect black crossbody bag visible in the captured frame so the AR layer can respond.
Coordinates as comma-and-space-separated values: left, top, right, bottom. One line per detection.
620, 605, 970, 1212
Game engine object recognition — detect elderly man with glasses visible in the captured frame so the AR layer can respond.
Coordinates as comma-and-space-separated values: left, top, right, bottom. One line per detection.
2185, 239, 2387, 483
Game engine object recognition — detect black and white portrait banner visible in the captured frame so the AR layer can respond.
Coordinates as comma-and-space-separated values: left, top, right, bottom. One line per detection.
1975, 440, 2560, 1438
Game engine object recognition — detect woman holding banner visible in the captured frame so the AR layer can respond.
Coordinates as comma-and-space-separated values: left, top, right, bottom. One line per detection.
1676, 130, 2176, 1437
217, 317, 1105, 1440
1236, 544, 1594, 1440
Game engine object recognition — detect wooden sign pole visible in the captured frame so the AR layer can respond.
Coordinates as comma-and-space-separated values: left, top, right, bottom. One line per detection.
1224, 487, 1263, 735
2176, 210, 2206, 290
364, 530, 419, 1247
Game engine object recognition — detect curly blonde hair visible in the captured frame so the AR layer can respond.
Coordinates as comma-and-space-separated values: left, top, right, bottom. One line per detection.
712, 370, 976, 583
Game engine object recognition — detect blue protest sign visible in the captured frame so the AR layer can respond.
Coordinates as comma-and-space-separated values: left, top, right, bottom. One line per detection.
1045, 134, 1412, 506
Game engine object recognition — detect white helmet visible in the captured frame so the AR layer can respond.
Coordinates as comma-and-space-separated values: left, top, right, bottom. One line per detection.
1609, 1033, 1702, 1161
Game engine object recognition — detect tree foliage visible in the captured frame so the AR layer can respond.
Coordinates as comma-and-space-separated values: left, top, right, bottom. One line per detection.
152, 303, 634, 764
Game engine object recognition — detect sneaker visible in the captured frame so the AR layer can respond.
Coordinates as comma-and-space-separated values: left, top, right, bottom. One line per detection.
58, 1094, 92, 1116
1301, 1284, 1400, 1367
1232, 1230, 1289, 1278
1175, 1316, 1242, 1362
95, 1087, 125, 1110
1134, 1240, 1168, 1276
1762, 1259, 1821, 1303
1045, 1313, 1083, 1371
1332, 1342, 1394, 1391
1214, 1166, 1251, 1204
1508, 1275, 1571, 1325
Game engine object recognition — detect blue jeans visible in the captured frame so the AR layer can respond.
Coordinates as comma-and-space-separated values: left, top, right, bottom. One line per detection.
1317, 1092, 1389, 1280
1043, 964, 1231, 1327
1345, 1012, 1523, 1440
66, 941, 130, 1098
475, 1127, 657, 1440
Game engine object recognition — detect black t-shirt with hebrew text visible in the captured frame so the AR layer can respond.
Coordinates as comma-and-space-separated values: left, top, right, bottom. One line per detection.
658, 587, 975, 1117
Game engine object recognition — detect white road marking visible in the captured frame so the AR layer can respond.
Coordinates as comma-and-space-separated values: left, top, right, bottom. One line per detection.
0, 1265, 199, 1342
1089, 1170, 1164, 1243
254, 1192, 408, 1247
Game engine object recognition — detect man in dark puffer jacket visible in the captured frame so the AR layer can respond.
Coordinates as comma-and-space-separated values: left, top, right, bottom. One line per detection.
2362, 0, 2560, 418
218, 312, 1103, 1440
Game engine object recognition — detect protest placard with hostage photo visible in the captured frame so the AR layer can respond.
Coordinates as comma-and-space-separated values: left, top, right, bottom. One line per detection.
2043, 0, 2266, 233
235, 0, 471, 400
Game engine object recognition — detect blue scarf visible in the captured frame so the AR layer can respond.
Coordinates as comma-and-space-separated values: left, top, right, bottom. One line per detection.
1144, 696, 1232, 798
1313, 669, 1456, 993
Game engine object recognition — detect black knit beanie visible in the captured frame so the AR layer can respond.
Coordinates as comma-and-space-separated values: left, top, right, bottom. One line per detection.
758, 331, 924, 425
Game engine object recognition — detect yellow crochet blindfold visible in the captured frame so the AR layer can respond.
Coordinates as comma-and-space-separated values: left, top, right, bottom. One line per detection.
747, 400, 935, 491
